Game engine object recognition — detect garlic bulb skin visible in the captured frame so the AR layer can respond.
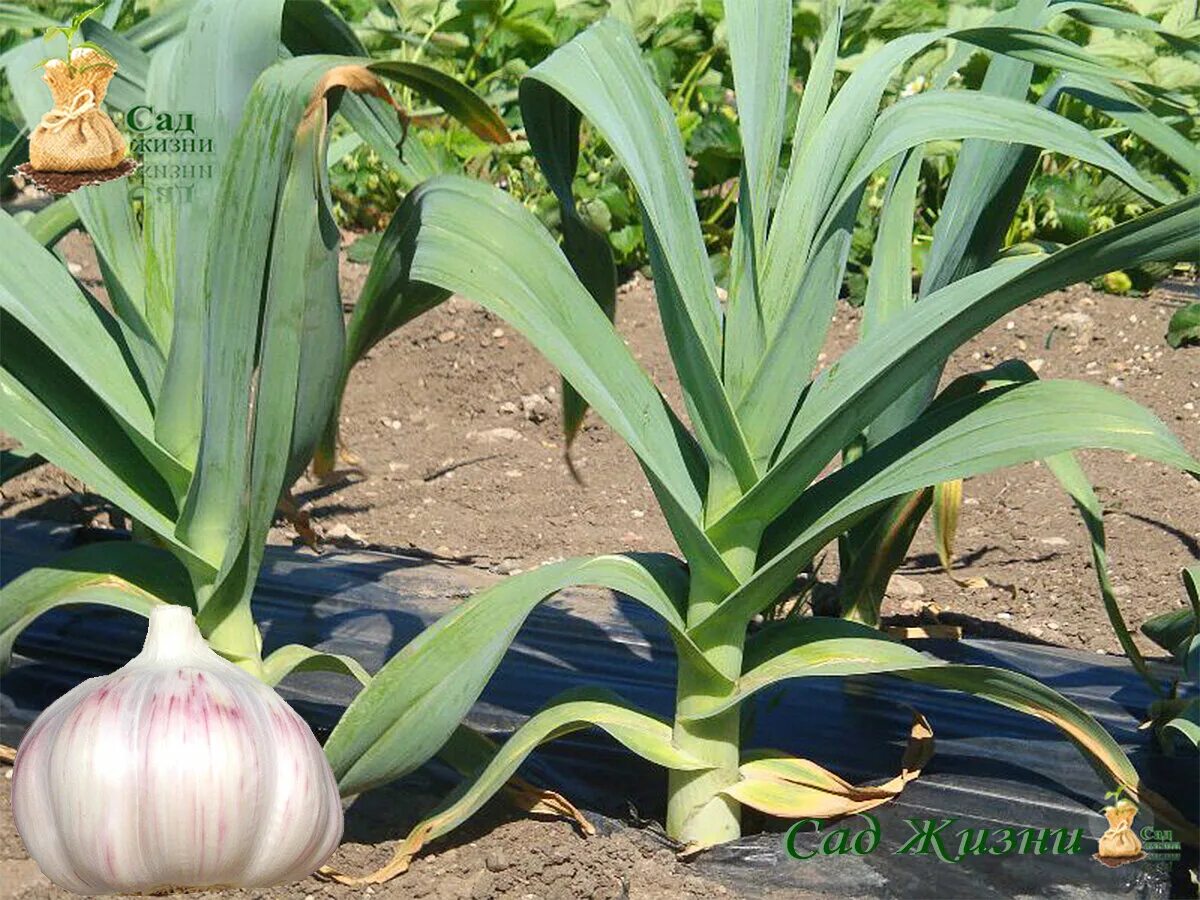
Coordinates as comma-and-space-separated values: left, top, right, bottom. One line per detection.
12, 605, 343, 895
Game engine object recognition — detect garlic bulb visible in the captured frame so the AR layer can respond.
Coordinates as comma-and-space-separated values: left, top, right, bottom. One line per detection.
12, 605, 343, 895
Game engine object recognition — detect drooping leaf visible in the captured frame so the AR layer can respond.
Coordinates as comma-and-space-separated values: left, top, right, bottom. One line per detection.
262, 644, 371, 687
375, 175, 735, 590
327, 688, 708, 883
724, 712, 932, 820
1044, 452, 1163, 695
0, 541, 194, 670
325, 553, 712, 797
701, 378, 1199, 639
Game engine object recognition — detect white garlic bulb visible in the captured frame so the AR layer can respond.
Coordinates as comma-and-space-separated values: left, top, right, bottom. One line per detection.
12, 605, 343, 895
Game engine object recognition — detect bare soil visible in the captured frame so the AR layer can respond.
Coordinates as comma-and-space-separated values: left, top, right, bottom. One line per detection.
0, 776, 749, 900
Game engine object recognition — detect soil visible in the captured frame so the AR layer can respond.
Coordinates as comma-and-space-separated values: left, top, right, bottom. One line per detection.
2, 232, 1198, 656
0, 774, 758, 900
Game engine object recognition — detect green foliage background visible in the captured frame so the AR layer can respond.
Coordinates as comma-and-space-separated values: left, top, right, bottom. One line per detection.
3, 0, 1197, 288
320, 0, 1198, 294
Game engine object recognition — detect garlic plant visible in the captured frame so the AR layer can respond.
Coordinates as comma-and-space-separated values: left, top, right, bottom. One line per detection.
0, 0, 503, 678
318, 0, 1199, 876
0, 0, 506, 880
13, 605, 343, 895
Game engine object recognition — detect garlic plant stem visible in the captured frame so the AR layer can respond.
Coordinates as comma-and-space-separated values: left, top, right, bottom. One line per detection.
139, 604, 208, 662
665, 638, 743, 845
666, 502, 759, 846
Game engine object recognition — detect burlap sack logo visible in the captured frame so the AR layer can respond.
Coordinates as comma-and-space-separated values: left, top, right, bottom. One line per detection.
16, 6, 135, 196
1093, 787, 1144, 867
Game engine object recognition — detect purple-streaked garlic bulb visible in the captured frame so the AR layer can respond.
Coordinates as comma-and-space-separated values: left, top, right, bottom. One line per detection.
12, 605, 343, 895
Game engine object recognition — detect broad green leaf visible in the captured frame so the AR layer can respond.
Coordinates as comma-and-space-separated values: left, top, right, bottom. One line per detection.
921, 2, 1045, 301
736, 205, 858, 467
282, 2, 509, 147
178, 58, 402, 578
762, 29, 941, 345
122, 0, 193, 50
1141, 566, 1200, 662
861, 149, 923, 341
1060, 74, 1200, 179
519, 74, 617, 450
726, 0, 789, 265
325, 553, 714, 797
262, 644, 371, 687
152, 0, 289, 465
0, 541, 194, 669
759, 19, 1154, 352
722, 0, 792, 403
954, 25, 1160, 84
1163, 696, 1200, 747
326, 686, 700, 883
275, 90, 345, 493
700, 378, 1199, 640
72, 179, 165, 388
526, 20, 760, 499
175, 50, 325, 573
830, 91, 1171, 226
383, 175, 735, 588
1167, 302, 1200, 348
225, 59, 356, 634
1050, 0, 1180, 36
0, 214, 157, 442
840, 361, 1036, 626
867, 1, 1047, 448
366, 61, 510, 145
22, 198, 79, 247
527, 19, 719, 367
0, 362, 198, 565
722, 195, 1200, 535
329, 688, 708, 884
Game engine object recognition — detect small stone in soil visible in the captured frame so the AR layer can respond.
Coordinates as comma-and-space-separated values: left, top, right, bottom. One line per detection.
472, 427, 522, 444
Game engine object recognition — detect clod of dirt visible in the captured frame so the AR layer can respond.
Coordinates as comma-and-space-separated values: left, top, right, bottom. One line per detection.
1054, 311, 1095, 333
520, 393, 552, 423
886, 573, 926, 598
